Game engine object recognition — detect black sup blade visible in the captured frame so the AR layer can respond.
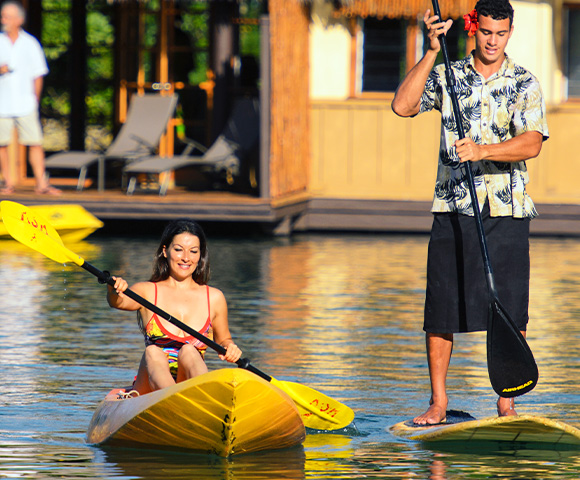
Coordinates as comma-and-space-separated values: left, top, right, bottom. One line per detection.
487, 298, 538, 397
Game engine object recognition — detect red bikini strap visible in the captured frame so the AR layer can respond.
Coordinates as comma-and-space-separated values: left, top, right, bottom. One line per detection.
206, 285, 210, 318
153, 282, 157, 305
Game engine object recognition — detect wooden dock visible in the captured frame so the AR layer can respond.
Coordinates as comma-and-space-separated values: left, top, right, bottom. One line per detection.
3, 187, 580, 236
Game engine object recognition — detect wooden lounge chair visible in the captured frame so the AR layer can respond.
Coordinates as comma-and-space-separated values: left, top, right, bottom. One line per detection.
124, 97, 259, 196
45, 94, 178, 192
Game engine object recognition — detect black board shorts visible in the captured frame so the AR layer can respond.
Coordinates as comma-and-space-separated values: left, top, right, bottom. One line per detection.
424, 202, 530, 334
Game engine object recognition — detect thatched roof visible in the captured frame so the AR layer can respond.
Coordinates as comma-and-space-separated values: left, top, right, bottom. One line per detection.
300, 0, 475, 19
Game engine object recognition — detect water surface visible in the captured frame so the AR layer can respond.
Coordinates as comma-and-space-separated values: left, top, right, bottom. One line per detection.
1, 232, 580, 479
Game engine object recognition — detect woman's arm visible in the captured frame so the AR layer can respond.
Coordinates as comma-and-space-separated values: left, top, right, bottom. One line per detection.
210, 287, 242, 363
107, 277, 150, 312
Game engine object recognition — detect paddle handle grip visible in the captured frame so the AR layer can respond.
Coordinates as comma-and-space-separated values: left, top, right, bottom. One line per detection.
82, 262, 272, 382
431, 0, 495, 291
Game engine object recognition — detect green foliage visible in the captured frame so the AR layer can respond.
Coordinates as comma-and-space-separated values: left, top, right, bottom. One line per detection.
38, 0, 261, 151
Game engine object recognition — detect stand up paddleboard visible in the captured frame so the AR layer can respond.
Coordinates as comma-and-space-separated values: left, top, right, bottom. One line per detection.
391, 411, 580, 450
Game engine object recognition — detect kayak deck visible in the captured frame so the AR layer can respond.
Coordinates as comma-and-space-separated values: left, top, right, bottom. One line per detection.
87, 368, 306, 456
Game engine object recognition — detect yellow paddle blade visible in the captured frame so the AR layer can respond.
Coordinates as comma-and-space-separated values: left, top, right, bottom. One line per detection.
0, 201, 84, 266
270, 377, 355, 430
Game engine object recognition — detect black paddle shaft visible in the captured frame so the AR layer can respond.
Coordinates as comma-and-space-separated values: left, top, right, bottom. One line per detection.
430, 0, 496, 298
82, 261, 272, 382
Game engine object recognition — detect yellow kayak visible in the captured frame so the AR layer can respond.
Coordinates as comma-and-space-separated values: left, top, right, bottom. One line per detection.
0, 204, 103, 242
86, 368, 306, 456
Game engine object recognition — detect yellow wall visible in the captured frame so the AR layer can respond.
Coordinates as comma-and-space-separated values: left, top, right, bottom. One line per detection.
309, 1, 561, 104
310, 99, 580, 205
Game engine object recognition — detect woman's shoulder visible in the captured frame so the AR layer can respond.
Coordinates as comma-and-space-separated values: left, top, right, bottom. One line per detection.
130, 280, 156, 296
206, 284, 224, 296
206, 285, 227, 305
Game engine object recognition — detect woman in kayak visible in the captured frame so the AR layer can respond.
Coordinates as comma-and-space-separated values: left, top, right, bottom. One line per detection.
107, 219, 242, 394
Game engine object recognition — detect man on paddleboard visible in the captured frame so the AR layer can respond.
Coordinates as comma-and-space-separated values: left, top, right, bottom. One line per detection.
391, 0, 548, 424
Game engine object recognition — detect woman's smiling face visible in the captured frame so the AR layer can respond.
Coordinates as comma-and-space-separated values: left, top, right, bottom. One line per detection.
163, 232, 201, 278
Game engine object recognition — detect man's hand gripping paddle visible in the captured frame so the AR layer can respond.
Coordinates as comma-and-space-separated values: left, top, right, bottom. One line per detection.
430, 0, 538, 397
1, 200, 355, 430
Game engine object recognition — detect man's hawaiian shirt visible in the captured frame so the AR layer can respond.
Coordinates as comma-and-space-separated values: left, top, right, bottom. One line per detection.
419, 52, 549, 218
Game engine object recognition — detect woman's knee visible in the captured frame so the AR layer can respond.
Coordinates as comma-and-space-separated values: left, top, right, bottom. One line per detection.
145, 345, 166, 364
177, 344, 207, 379
178, 344, 204, 364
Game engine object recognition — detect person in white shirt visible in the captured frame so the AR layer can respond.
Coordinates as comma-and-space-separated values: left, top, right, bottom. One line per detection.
0, 1, 60, 195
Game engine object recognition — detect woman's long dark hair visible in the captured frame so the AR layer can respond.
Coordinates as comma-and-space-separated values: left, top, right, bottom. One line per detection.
150, 219, 211, 285
138, 220, 210, 335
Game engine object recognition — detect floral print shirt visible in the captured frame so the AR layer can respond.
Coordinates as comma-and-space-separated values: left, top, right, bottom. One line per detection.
419, 52, 549, 218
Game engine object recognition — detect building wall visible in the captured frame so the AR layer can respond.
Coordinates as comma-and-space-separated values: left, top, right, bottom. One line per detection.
309, 1, 351, 100
308, 1, 560, 104
509, 1, 558, 105
310, 99, 580, 205
308, 1, 580, 207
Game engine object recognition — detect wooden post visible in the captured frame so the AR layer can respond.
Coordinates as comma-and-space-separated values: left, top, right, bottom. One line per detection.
70, 0, 87, 151
259, 14, 271, 199
209, 1, 238, 142
406, 17, 418, 73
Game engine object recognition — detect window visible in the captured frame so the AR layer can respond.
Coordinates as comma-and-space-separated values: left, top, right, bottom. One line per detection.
361, 17, 407, 92
565, 6, 580, 98
353, 16, 468, 96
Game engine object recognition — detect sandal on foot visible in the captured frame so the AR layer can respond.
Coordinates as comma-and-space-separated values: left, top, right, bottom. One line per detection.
35, 185, 62, 196
117, 389, 140, 399
0, 185, 15, 195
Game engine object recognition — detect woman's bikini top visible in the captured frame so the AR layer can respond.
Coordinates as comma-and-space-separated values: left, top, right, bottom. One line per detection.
145, 282, 213, 351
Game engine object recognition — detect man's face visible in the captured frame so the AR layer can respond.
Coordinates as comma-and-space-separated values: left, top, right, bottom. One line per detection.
1, 4, 24, 34
474, 14, 514, 66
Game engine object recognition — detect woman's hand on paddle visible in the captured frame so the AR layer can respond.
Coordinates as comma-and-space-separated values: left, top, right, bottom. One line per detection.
424, 10, 453, 53
219, 342, 242, 363
106, 276, 132, 308
109, 276, 129, 297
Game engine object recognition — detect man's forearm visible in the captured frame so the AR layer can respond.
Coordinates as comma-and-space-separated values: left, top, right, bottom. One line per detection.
391, 50, 438, 117
478, 131, 544, 163
34, 76, 44, 103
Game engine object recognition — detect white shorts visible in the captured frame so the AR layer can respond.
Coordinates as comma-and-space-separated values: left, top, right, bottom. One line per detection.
0, 111, 43, 146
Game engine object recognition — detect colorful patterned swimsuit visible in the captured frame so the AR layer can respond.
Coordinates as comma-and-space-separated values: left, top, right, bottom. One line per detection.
144, 283, 213, 378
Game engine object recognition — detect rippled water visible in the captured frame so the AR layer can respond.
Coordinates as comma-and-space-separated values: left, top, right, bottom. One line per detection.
1, 232, 580, 479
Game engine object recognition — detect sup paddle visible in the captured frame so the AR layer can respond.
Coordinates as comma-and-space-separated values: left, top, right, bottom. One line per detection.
429, 0, 538, 397
1, 200, 354, 430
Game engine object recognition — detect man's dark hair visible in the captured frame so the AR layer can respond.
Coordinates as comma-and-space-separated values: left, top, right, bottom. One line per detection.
475, 0, 514, 26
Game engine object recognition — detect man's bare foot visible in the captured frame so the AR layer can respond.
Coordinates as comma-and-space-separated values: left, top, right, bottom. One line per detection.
497, 397, 517, 417
414, 402, 447, 425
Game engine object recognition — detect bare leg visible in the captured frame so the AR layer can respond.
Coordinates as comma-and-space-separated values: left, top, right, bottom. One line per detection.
28, 145, 60, 194
132, 352, 153, 395
414, 332, 453, 425
497, 330, 526, 417
176, 344, 208, 383
143, 345, 175, 391
0, 145, 14, 191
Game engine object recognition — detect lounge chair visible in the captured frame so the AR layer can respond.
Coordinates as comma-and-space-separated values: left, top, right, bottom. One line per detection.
45, 94, 178, 192
123, 97, 259, 195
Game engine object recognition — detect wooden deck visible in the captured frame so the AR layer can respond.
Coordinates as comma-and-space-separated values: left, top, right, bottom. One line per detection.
3, 187, 580, 236
296, 199, 580, 237
2, 186, 309, 235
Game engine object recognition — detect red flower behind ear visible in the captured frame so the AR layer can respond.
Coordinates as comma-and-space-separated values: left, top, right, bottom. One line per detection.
463, 9, 479, 37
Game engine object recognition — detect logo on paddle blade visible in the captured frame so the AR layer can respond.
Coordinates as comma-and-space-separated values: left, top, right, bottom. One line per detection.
502, 379, 534, 393
309, 398, 339, 418
20, 210, 49, 241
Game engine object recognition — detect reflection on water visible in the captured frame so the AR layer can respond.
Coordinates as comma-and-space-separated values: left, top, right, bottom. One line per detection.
1, 233, 580, 479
